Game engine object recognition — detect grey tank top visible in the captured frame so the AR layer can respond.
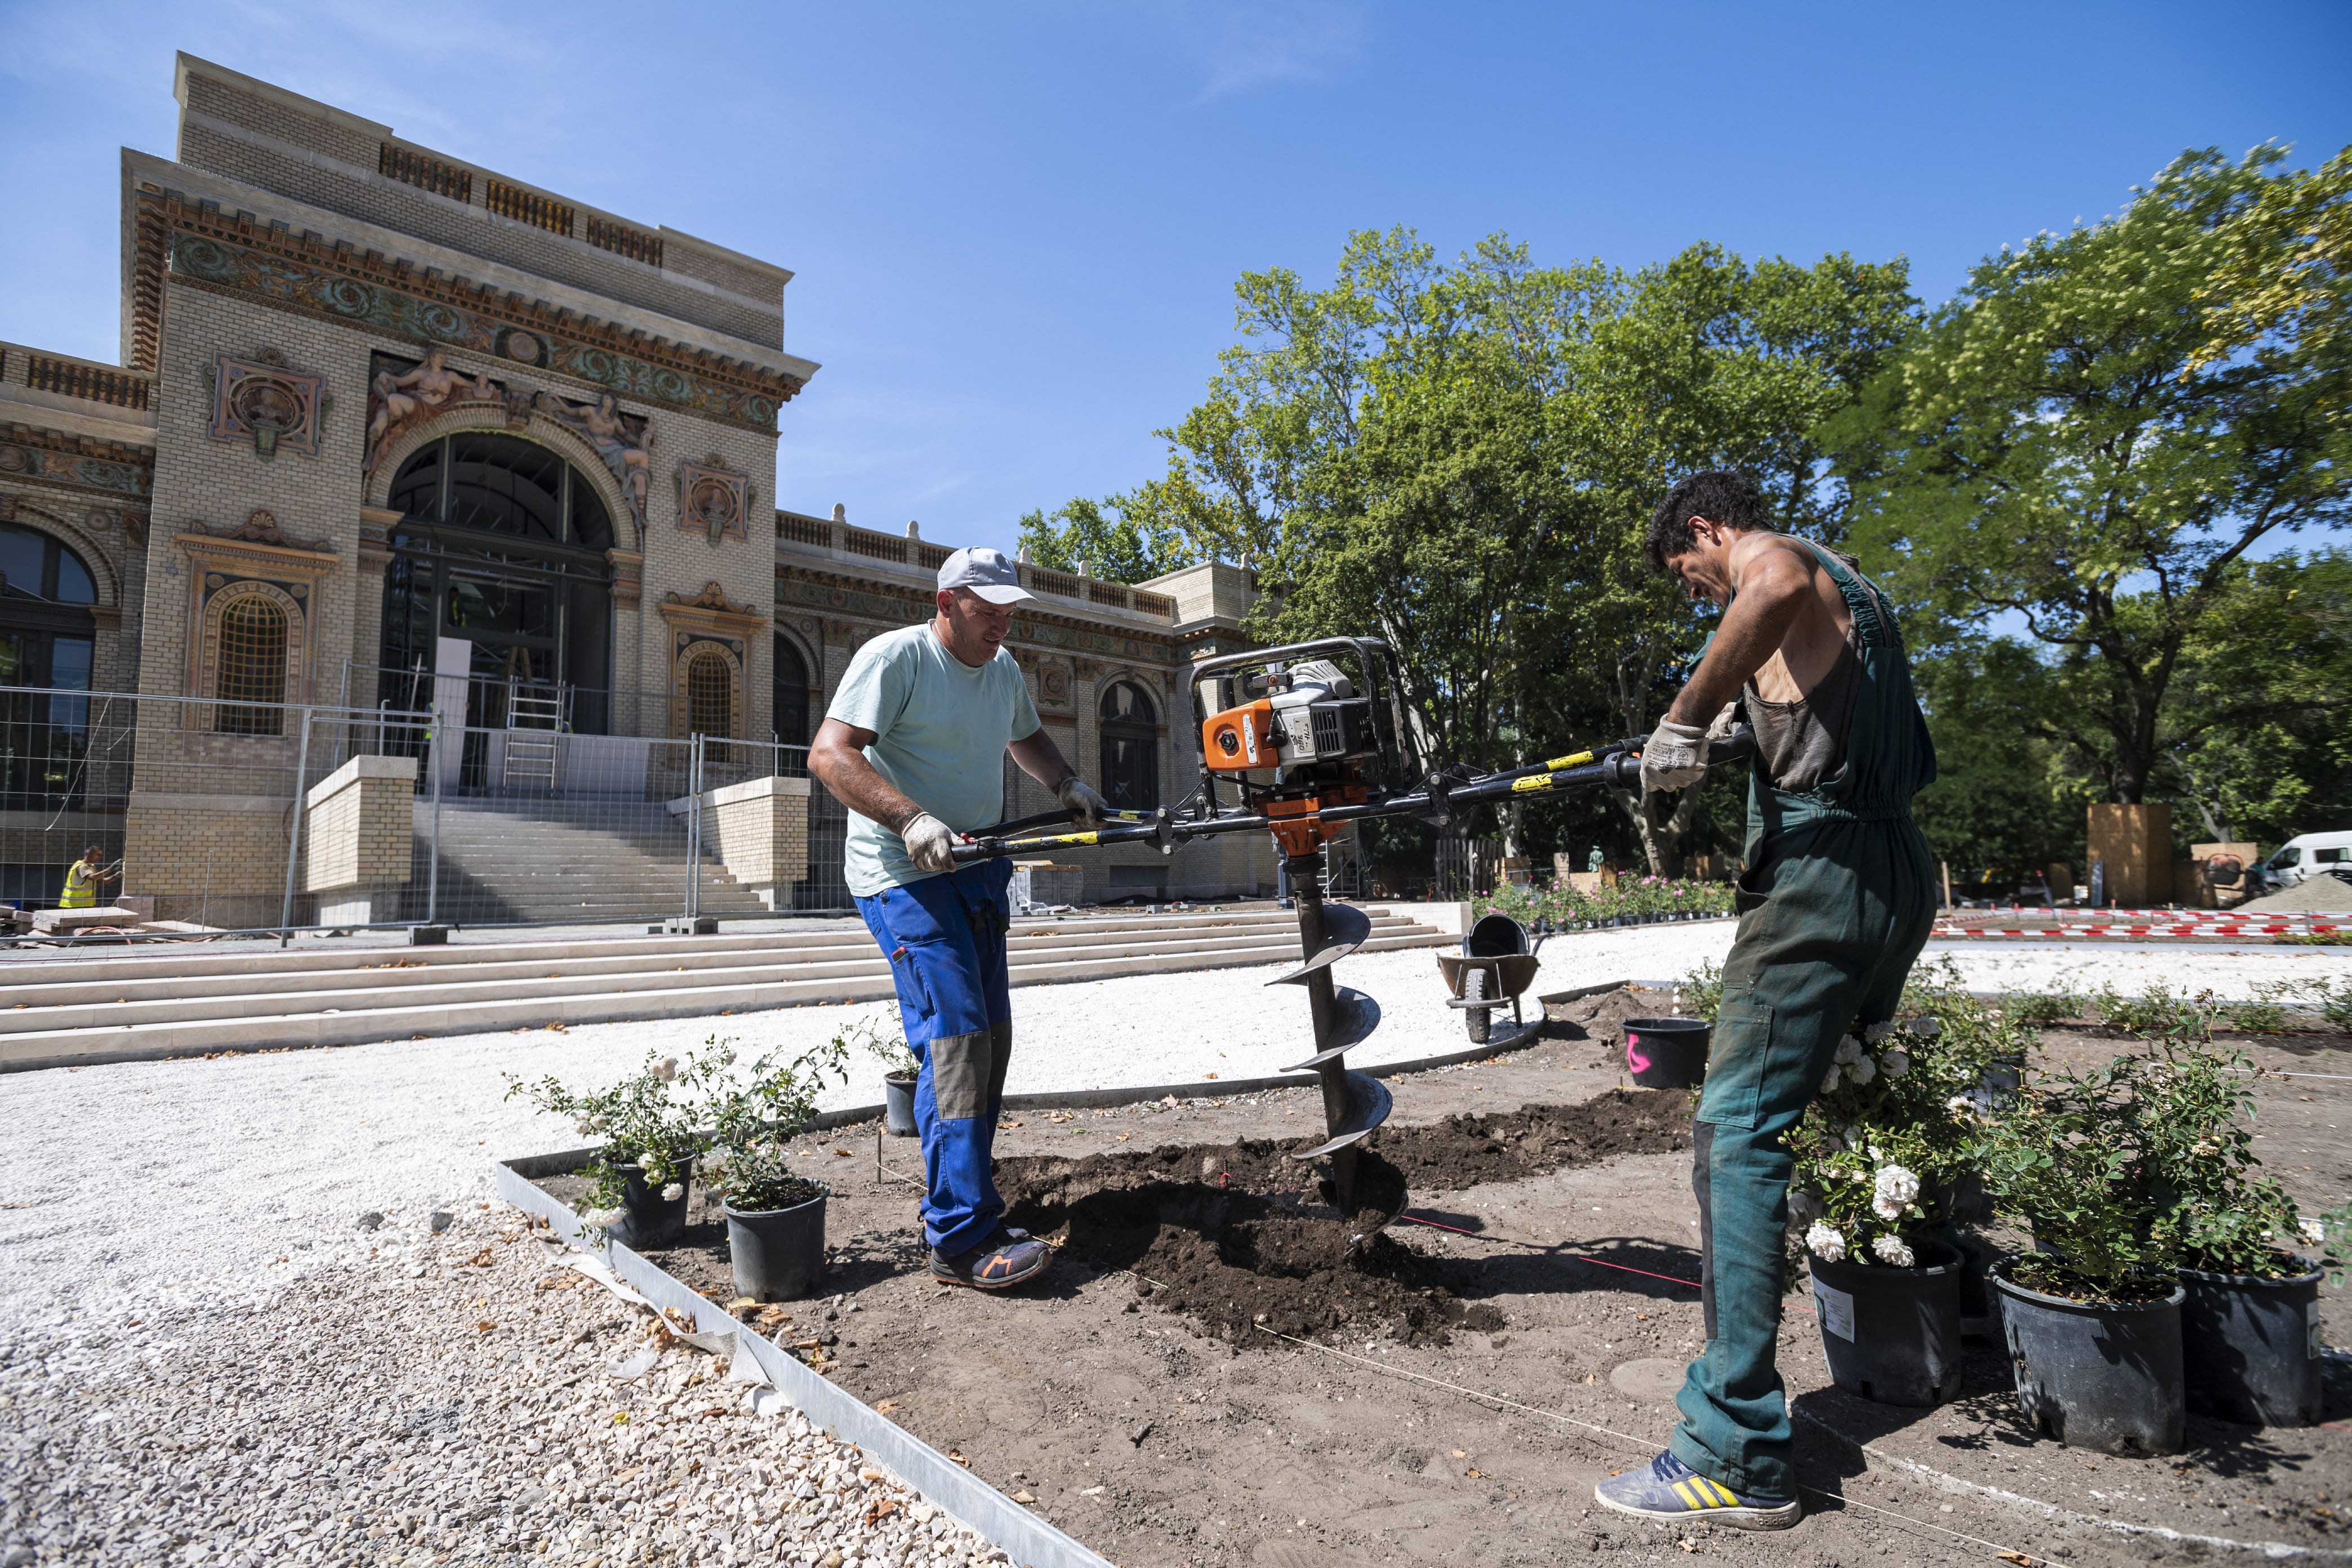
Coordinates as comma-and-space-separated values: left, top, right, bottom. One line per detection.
1742, 551, 1885, 793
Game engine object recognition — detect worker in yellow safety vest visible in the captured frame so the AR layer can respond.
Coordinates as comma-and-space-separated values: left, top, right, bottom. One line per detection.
58, 845, 119, 908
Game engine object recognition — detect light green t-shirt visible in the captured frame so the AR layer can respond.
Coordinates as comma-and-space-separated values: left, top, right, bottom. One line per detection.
827, 622, 1042, 897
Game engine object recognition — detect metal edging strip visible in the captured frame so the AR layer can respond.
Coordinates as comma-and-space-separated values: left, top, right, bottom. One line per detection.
492, 1159, 1116, 1568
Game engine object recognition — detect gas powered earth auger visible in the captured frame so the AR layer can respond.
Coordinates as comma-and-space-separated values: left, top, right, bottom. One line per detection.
950, 637, 1753, 1218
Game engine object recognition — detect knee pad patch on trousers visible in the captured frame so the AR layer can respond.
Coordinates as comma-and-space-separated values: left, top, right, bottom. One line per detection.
930, 1028, 996, 1120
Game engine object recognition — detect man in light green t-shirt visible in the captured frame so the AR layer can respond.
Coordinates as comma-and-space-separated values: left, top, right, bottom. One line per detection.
810, 546, 1111, 1291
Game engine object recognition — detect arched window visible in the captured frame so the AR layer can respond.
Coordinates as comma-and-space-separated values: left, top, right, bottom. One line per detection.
0, 523, 99, 808
1099, 679, 1159, 810
215, 596, 288, 735
380, 433, 615, 733
772, 634, 809, 748
688, 648, 735, 740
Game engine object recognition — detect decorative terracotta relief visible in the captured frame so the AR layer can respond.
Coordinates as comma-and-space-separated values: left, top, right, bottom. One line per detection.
208, 350, 327, 460
676, 456, 751, 545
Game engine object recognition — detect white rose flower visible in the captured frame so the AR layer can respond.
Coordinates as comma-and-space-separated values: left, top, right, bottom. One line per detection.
1874, 1164, 1921, 1206
1806, 1223, 1846, 1262
581, 1207, 626, 1229
574, 1120, 593, 1136
1873, 1193, 1905, 1221
1864, 1021, 1894, 1045
1846, 1056, 1878, 1086
1820, 1066, 1843, 1095
1872, 1233, 1916, 1268
654, 1057, 679, 1083
1850, 1169, 1873, 1184
2302, 1218, 2326, 1244
1834, 1036, 1864, 1066
661, 1183, 684, 1202
1882, 1050, 1911, 1079
1910, 1017, 1943, 1039
1945, 1094, 1975, 1119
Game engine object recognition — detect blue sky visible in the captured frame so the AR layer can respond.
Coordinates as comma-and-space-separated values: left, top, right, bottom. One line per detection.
3, 1, 2347, 564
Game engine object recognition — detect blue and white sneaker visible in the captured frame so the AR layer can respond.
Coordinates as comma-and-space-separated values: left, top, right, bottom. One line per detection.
1593, 1450, 1800, 1531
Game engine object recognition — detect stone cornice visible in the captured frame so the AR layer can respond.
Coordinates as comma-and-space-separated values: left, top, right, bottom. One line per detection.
139, 187, 803, 434
0, 422, 154, 500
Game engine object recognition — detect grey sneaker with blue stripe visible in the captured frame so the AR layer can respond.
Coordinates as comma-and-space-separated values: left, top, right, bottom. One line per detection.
1593, 1450, 1800, 1530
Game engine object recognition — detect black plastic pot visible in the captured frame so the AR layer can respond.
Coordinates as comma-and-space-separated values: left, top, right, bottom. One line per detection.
1992, 1256, 2185, 1455
606, 1158, 694, 1250
883, 1072, 919, 1138
1622, 1017, 1709, 1089
2179, 1257, 2324, 1427
1940, 1227, 1998, 1341
1809, 1237, 1965, 1406
724, 1182, 830, 1302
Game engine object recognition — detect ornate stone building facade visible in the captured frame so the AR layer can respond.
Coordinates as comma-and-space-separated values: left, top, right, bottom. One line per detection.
0, 57, 1275, 915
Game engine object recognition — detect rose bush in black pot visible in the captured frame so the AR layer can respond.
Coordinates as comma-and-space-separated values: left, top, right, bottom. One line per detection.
504, 1050, 712, 1250
701, 1034, 848, 1302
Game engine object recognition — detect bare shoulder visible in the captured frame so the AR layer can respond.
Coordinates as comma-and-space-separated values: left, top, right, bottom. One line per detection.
1727, 531, 1820, 591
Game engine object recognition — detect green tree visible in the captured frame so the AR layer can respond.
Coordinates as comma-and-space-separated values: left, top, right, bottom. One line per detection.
1842, 148, 2352, 805
1013, 497, 1190, 585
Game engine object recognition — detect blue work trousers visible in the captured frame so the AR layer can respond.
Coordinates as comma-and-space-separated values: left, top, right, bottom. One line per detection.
854, 859, 1015, 1257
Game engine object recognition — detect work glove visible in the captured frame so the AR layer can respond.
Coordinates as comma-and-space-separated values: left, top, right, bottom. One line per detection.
1705, 699, 1740, 742
901, 812, 959, 874
1056, 776, 1114, 827
1639, 717, 1712, 795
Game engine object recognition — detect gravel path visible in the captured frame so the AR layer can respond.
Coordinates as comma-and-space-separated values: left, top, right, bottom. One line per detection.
6, 920, 2351, 1566
0, 1209, 998, 1567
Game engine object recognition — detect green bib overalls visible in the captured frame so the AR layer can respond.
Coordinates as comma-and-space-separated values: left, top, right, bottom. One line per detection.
1669, 541, 1939, 1501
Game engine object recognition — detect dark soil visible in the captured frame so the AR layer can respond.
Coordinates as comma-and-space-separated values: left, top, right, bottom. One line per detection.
985, 1090, 1693, 1347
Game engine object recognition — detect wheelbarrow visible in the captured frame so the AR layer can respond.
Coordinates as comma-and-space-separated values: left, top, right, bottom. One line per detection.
1437, 911, 1548, 1045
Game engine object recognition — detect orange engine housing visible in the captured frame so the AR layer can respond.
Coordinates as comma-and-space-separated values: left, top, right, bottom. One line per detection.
1200, 700, 1273, 773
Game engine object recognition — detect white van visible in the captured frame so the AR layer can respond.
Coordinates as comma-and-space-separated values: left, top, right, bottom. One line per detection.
2261, 832, 2352, 888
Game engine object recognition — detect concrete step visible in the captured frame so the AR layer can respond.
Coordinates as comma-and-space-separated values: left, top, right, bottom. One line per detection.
0, 919, 1445, 1028
0, 908, 1456, 1064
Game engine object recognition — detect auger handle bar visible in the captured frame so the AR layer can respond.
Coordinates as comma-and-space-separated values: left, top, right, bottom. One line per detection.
946, 727, 1757, 865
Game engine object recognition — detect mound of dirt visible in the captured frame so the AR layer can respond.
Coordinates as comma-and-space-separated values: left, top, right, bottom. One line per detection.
2242, 875, 2352, 913
995, 1093, 1692, 1346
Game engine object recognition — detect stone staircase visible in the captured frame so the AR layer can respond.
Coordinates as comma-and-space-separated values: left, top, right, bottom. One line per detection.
401, 800, 770, 924
0, 906, 1454, 1067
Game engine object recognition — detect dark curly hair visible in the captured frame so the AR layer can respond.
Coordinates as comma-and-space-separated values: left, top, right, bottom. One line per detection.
1643, 470, 1772, 576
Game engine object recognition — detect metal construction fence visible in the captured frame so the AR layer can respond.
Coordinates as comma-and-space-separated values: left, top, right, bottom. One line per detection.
0, 683, 852, 934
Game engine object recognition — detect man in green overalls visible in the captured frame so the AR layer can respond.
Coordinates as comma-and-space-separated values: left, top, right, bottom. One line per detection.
1594, 470, 1937, 1531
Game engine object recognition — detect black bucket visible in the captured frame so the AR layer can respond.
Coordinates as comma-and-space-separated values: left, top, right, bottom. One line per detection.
606, 1159, 694, 1251
725, 1183, 830, 1302
1465, 913, 1531, 959
1622, 1017, 1709, 1089
1809, 1237, 1965, 1406
1992, 1256, 2185, 1455
2179, 1258, 2324, 1427
884, 1073, 919, 1138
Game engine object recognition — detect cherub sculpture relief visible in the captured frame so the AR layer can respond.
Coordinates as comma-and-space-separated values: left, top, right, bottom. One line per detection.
537, 391, 654, 536
362, 350, 503, 472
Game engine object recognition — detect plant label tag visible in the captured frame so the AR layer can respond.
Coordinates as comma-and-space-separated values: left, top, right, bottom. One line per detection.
1815, 1281, 1856, 1342
2310, 1299, 2324, 1361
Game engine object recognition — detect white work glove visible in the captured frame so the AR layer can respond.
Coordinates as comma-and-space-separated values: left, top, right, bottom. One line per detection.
901, 812, 959, 874
1056, 776, 1113, 827
1640, 717, 1712, 794
1705, 699, 1740, 742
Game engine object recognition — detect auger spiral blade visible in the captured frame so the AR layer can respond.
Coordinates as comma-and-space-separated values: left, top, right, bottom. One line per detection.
1267, 901, 1370, 986
1277, 859, 1395, 1222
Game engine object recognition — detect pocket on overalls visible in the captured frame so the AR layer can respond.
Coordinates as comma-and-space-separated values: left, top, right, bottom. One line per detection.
1696, 996, 1775, 1129
886, 943, 938, 1021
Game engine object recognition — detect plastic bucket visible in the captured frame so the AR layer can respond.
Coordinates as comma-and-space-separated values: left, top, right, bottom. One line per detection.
1622, 1017, 1709, 1089
1809, 1237, 1965, 1406
2179, 1258, 2324, 1427
725, 1183, 830, 1302
884, 1073, 919, 1138
607, 1159, 694, 1251
1992, 1256, 2185, 1455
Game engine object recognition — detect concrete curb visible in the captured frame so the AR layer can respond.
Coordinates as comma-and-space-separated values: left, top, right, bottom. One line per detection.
494, 1160, 1117, 1568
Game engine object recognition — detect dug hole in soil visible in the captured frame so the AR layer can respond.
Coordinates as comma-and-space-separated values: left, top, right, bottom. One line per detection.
534, 984, 2352, 1568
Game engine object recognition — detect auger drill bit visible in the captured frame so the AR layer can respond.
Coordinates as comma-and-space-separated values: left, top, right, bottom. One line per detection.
1271, 854, 1391, 1214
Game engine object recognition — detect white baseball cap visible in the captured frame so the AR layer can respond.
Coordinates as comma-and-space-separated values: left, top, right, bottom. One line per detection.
936, 546, 1034, 605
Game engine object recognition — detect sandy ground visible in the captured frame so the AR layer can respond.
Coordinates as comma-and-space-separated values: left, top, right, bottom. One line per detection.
7, 923, 2352, 1565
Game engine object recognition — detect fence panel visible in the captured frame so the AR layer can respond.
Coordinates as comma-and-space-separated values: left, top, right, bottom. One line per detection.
1, 685, 855, 932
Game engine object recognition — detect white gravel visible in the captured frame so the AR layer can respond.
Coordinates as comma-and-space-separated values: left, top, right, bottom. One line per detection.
5, 919, 2350, 1565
